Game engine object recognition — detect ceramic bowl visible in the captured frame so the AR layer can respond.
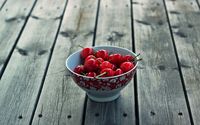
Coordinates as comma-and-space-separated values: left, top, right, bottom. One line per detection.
66, 46, 138, 102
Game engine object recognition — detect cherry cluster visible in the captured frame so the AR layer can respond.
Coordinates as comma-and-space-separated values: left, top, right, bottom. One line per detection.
74, 47, 140, 78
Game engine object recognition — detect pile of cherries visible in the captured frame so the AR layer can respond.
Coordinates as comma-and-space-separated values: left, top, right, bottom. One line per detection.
74, 47, 141, 78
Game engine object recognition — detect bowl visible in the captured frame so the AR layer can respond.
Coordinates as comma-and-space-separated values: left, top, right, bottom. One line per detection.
66, 46, 138, 102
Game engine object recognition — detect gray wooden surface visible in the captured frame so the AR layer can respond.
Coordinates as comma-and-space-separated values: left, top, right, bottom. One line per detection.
0, 0, 6, 9
0, 0, 36, 77
84, 0, 135, 124
165, 0, 200, 124
0, 0, 199, 124
0, 0, 66, 124
32, 0, 98, 124
133, 0, 191, 124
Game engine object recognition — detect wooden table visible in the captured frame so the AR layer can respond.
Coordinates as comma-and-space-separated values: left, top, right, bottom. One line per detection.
0, 0, 200, 124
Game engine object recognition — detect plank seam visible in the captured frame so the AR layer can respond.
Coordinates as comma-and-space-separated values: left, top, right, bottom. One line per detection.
130, 0, 135, 52
0, 0, 38, 80
29, 0, 69, 124
130, 0, 139, 124
195, 0, 200, 9
81, 96, 88, 125
162, 0, 194, 124
92, 0, 101, 46
0, 0, 7, 10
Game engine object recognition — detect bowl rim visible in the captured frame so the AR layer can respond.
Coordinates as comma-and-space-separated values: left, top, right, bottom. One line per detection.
66, 45, 139, 79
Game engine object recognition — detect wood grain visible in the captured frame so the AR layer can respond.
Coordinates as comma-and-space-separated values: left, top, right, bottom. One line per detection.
84, 0, 136, 125
0, 0, 67, 124
32, 0, 98, 124
133, 0, 191, 124
0, 0, 36, 77
165, 0, 200, 124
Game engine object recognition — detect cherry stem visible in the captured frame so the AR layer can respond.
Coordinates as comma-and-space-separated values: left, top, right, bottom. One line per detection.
96, 59, 102, 64
133, 58, 142, 62
95, 72, 107, 78
135, 53, 140, 58
78, 45, 84, 48
81, 72, 86, 75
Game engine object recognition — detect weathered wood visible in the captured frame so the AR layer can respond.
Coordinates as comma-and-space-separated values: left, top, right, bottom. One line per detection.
133, 0, 191, 124
165, 0, 200, 124
32, 0, 98, 124
31, 0, 66, 19
198, 0, 200, 6
0, 0, 6, 9
0, 0, 67, 124
0, 0, 37, 77
84, 0, 136, 125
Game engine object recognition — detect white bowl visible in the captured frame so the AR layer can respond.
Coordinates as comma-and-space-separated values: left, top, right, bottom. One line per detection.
66, 46, 138, 102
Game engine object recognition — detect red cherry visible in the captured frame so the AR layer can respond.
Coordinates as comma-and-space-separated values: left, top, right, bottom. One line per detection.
86, 72, 97, 77
109, 53, 123, 65
100, 61, 116, 70
74, 65, 85, 74
96, 57, 104, 65
120, 61, 134, 72
81, 47, 94, 59
122, 55, 134, 62
122, 53, 142, 62
85, 55, 96, 62
96, 49, 109, 60
84, 58, 99, 72
115, 68, 123, 76
100, 68, 115, 77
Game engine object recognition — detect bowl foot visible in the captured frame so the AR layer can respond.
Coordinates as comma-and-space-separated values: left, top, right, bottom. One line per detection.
87, 92, 120, 102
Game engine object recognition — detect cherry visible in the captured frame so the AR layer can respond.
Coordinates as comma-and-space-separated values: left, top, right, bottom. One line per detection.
84, 58, 99, 72
96, 57, 104, 65
100, 61, 116, 70
74, 65, 85, 74
109, 53, 123, 65
85, 55, 96, 62
96, 49, 109, 60
115, 68, 123, 76
120, 61, 135, 73
122, 53, 141, 62
122, 55, 134, 62
86, 72, 97, 77
99, 68, 115, 77
80, 47, 94, 59
76, 48, 141, 77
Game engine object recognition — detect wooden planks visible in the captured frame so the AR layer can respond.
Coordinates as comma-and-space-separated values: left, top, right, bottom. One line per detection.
133, 0, 191, 124
84, 0, 136, 125
0, 0, 67, 124
0, 0, 37, 77
32, 0, 98, 124
165, 0, 200, 124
